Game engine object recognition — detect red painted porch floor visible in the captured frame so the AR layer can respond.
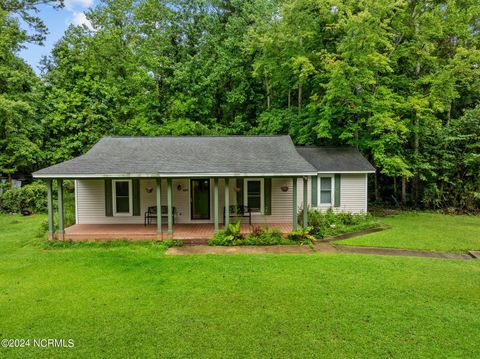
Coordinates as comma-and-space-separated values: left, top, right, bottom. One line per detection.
62, 223, 293, 243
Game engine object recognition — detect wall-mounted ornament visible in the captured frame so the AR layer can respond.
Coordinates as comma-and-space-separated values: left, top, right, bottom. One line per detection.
281, 185, 289, 192
145, 187, 153, 193
177, 184, 182, 191
233, 187, 241, 193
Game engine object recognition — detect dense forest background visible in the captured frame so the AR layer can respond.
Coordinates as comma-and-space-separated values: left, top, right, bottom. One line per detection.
1, 0, 479, 210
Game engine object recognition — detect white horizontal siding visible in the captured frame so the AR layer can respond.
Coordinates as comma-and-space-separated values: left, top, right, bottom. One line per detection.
77, 178, 242, 225
77, 179, 147, 224
248, 178, 296, 224
75, 175, 367, 225
310, 174, 367, 213
338, 174, 367, 213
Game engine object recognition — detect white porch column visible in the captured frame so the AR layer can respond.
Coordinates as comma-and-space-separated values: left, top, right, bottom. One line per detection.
167, 178, 173, 236
224, 178, 230, 227
292, 177, 298, 231
57, 179, 64, 239
214, 178, 219, 232
156, 178, 162, 236
303, 177, 308, 228
46, 179, 54, 240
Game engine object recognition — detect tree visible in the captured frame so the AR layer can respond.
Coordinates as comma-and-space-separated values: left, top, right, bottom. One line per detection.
0, 0, 61, 181
33, 0, 480, 210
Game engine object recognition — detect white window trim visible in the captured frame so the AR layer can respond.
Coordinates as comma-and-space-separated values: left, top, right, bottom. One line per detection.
317, 174, 334, 207
244, 178, 264, 214
112, 179, 133, 216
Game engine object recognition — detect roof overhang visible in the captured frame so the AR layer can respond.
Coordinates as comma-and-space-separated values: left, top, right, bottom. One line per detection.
316, 171, 376, 174
33, 172, 319, 179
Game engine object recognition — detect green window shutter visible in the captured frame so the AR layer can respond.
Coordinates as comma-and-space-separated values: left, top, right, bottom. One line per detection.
236, 178, 244, 206
105, 179, 113, 216
264, 178, 272, 215
132, 179, 140, 216
334, 174, 341, 207
311, 175, 318, 206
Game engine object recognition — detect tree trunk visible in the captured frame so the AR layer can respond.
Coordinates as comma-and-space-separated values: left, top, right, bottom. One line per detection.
401, 177, 407, 206
412, 57, 421, 205
374, 172, 380, 202
264, 75, 271, 110
288, 90, 291, 108
298, 83, 302, 113
413, 115, 420, 205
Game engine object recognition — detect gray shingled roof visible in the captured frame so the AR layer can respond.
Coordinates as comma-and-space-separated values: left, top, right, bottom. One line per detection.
295, 146, 375, 172
33, 136, 318, 178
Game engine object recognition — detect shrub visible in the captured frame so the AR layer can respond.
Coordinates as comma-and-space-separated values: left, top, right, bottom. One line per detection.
0, 182, 48, 213
287, 226, 316, 244
209, 224, 294, 246
303, 209, 379, 238
244, 227, 287, 245
208, 221, 244, 246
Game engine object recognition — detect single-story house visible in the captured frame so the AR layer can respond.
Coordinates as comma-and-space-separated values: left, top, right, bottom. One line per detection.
33, 135, 375, 241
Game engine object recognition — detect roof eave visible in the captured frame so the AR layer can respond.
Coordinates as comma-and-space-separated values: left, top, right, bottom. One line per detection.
315, 170, 376, 174
33, 172, 319, 179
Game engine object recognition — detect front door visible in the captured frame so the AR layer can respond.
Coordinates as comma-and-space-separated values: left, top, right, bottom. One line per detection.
191, 179, 210, 220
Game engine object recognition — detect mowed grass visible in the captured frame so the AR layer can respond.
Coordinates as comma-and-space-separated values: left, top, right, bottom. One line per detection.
0, 214, 479, 358
336, 212, 480, 253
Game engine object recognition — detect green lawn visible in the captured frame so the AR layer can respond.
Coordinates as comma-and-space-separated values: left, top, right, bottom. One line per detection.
0, 214, 479, 358
336, 212, 480, 253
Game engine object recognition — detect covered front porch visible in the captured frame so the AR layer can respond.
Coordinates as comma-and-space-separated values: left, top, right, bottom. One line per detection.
62, 223, 293, 243
45, 176, 309, 241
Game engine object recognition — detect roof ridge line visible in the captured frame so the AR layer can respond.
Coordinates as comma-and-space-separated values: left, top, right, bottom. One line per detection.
104, 135, 291, 139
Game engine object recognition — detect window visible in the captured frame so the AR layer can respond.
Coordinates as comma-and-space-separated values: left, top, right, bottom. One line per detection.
113, 180, 132, 216
244, 179, 264, 213
319, 176, 333, 205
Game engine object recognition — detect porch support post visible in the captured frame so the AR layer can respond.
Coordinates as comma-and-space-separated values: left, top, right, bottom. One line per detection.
224, 178, 230, 228
292, 177, 298, 231
57, 179, 64, 239
156, 178, 162, 235
167, 178, 173, 236
303, 176, 308, 229
214, 177, 219, 232
46, 179, 54, 239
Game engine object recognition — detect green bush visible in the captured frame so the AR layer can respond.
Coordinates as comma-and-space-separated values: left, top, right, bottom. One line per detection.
287, 226, 316, 244
209, 224, 295, 246
209, 221, 245, 246
0, 182, 48, 213
304, 209, 379, 238
244, 227, 289, 245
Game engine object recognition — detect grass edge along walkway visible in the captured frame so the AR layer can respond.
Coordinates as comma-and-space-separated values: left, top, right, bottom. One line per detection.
167, 241, 474, 259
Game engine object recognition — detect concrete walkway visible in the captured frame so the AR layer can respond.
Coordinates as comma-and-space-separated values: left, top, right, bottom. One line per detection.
166, 242, 475, 260
331, 245, 473, 260
166, 244, 314, 255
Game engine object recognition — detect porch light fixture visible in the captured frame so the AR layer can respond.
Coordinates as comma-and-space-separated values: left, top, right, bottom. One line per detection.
281, 185, 289, 192
145, 186, 153, 193
177, 184, 182, 191
233, 187, 241, 193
